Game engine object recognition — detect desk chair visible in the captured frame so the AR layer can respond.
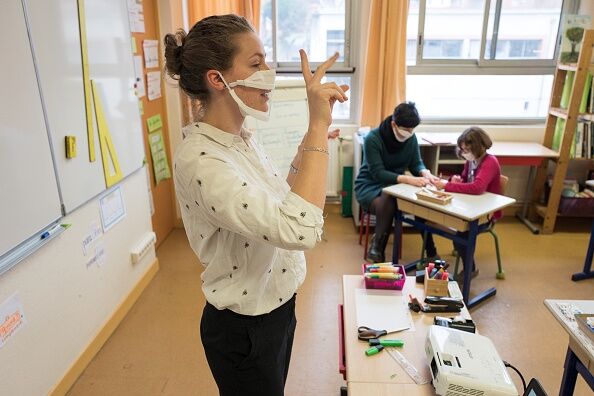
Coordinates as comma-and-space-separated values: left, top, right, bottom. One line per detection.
358, 208, 402, 261
358, 208, 371, 260
421, 175, 509, 280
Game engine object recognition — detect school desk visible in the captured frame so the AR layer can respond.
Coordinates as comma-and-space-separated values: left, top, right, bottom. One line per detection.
572, 219, 594, 281
416, 133, 559, 234
383, 183, 516, 308
544, 299, 594, 396
339, 275, 471, 395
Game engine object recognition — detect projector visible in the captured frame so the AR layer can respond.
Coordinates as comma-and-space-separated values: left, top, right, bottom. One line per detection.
425, 325, 518, 396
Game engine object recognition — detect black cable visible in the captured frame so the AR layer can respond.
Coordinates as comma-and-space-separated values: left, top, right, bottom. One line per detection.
503, 360, 527, 392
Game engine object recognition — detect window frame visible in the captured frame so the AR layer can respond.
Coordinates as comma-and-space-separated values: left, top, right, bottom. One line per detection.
412, 0, 565, 74
408, 0, 568, 123
263, 0, 357, 123
266, 0, 354, 73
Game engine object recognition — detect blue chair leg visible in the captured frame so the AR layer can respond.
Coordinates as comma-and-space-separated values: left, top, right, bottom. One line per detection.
488, 228, 505, 279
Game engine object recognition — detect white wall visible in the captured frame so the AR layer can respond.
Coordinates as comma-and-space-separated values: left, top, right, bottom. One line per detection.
0, 169, 156, 395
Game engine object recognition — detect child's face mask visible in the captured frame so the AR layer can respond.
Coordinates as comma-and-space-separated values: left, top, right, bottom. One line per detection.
217, 69, 276, 121
461, 151, 475, 161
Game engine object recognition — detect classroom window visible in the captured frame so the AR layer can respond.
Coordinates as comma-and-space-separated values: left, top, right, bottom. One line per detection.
259, 0, 354, 121
276, 75, 352, 120
326, 30, 345, 58
407, 74, 553, 119
260, 0, 350, 66
406, 0, 564, 121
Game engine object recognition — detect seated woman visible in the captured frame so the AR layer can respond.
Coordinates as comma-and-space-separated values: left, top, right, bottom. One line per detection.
355, 102, 440, 263
433, 127, 501, 277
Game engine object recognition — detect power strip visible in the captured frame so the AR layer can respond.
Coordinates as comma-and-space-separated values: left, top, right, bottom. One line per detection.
131, 232, 156, 264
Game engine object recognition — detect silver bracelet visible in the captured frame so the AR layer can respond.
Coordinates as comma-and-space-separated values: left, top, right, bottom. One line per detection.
302, 146, 329, 155
289, 163, 299, 174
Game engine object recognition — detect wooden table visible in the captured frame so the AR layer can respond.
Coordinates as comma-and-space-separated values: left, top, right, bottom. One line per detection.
489, 142, 559, 234
383, 183, 516, 308
416, 134, 559, 234
341, 275, 472, 395
544, 299, 594, 395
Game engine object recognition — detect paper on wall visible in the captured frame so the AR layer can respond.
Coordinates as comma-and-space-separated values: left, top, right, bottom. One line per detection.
143, 39, 159, 68
127, 0, 145, 33
86, 241, 106, 268
82, 221, 103, 256
0, 293, 27, 349
133, 55, 145, 98
147, 71, 161, 101
99, 186, 126, 232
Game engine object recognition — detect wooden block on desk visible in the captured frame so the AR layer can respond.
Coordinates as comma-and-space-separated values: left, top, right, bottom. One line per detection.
415, 190, 453, 205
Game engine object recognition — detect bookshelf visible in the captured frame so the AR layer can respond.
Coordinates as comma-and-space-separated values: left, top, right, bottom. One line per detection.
531, 29, 594, 234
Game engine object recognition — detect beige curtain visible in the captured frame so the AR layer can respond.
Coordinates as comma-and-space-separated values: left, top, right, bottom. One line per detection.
188, 0, 260, 31
183, 1, 261, 123
360, 0, 408, 127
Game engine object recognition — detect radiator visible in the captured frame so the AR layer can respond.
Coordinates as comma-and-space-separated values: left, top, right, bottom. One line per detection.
326, 138, 340, 197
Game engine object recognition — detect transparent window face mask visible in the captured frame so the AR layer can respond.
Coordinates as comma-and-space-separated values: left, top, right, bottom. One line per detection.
217, 70, 276, 121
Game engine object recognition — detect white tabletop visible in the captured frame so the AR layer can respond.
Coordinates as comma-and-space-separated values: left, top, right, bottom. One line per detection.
416, 132, 459, 146
544, 299, 594, 364
342, 275, 471, 387
415, 133, 559, 159
489, 142, 559, 158
383, 183, 516, 222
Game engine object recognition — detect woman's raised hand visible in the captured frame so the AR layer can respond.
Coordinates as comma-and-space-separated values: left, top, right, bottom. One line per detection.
299, 50, 349, 130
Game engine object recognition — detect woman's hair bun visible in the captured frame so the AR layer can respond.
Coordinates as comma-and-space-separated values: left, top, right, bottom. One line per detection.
163, 29, 187, 78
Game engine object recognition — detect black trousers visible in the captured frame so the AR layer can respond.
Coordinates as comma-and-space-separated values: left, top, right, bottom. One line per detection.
200, 295, 297, 396
369, 192, 437, 256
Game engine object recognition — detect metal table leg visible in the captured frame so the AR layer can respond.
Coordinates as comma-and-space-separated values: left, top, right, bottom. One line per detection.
572, 219, 594, 281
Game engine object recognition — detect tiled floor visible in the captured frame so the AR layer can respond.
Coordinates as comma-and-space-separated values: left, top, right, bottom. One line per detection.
68, 205, 594, 396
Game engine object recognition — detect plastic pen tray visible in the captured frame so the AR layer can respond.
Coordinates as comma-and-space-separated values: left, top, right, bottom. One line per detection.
362, 263, 406, 290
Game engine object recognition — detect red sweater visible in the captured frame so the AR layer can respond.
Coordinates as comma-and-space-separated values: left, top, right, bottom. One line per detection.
444, 154, 502, 221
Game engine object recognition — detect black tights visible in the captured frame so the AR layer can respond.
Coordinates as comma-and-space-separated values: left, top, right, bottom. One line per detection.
369, 192, 437, 257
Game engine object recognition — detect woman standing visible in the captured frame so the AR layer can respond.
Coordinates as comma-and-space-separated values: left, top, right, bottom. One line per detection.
164, 14, 348, 396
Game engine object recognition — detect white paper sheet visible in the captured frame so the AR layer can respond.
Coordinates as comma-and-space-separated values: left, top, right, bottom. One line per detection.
99, 186, 126, 232
355, 288, 414, 333
127, 0, 145, 33
147, 71, 161, 101
133, 55, 145, 98
143, 39, 159, 68
0, 293, 27, 348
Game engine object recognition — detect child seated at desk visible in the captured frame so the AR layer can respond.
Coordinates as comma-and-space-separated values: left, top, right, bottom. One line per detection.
432, 127, 501, 278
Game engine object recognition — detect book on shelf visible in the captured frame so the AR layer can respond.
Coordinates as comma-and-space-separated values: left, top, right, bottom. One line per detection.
560, 15, 592, 63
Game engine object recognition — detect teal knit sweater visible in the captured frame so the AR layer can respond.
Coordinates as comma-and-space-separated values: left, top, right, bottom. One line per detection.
354, 120, 426, 210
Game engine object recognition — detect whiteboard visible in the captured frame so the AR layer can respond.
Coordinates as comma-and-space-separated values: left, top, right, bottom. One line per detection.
26, 0, 144, 213
0, 0, 62, 258
245, 81, 309, 174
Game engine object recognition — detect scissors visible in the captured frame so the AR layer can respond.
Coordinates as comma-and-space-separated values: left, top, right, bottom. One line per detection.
357, 326, 408, 341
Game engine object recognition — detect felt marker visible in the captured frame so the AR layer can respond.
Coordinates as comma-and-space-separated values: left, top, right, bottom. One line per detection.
365, 345, 384, 356
365, 273, 402, 280
368, 267, 400, 273
368, 339, 404, 347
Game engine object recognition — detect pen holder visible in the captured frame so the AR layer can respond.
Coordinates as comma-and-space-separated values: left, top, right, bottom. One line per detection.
424, 268, 449, 296
362, 263, 406, 290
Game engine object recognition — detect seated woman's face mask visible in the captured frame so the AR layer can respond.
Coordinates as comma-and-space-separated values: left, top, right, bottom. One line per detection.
392, 124, 413, 142
217, 70, 276, 121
